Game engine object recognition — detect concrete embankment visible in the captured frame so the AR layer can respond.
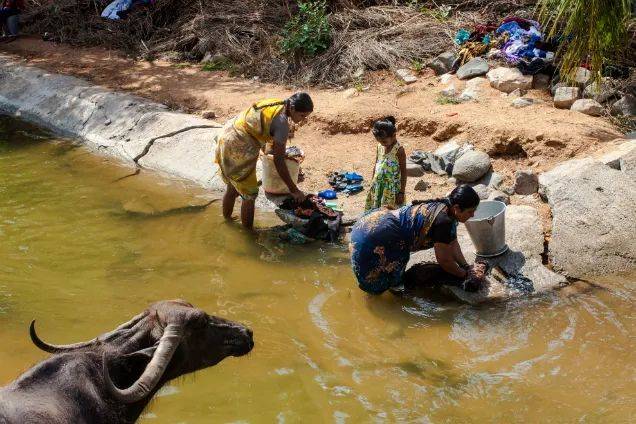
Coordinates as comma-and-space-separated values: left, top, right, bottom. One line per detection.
0, 57, 231, 198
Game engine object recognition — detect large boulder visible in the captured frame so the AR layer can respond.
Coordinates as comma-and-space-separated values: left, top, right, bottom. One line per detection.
456, 57, 489, 80
611, 94, 636, 117
452, 150, 491, 182
407, 205, 565, 304
571, 99, 604, 116
554, 87, 580, 109
619, 148, 636, 180
583, 78, 618, 103
487, 67, 533, 93
428, 52, 457, 75
539, 160, 636, 278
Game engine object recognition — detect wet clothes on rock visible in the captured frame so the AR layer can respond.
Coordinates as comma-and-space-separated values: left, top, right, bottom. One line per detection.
365, 142, 403, 210
215, 98, 285, 199
350, 201, 458, 294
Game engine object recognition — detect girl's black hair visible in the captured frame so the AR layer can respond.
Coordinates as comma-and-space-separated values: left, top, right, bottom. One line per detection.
287, 92, 314, 113
413, 185, 480, 211
254, 92, 314, 113
372, 116, 397, 138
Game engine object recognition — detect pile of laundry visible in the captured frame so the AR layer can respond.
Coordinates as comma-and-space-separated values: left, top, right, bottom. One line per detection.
274, 195, 343, 244
319, 172, 364, 199
454, 16, 557, 76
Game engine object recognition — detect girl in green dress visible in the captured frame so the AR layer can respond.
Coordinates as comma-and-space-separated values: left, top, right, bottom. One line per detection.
365, 116, 407, 210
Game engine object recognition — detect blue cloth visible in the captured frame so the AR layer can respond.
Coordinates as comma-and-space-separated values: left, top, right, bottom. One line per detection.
349, 202, 450, 294
343, 172, 363, 182
318, 189, 337, 199
454, 29, 470, 45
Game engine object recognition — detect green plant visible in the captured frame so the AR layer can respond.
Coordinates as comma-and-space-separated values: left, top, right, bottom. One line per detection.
436, 94, 461, 105
411, 59, 425, 73
201, 57, 234, 72
537, 0, 633, 84
353, 77, 365, 92
280, 1, 331, 57
174, 63, 190, 69
419, 4, 452, 21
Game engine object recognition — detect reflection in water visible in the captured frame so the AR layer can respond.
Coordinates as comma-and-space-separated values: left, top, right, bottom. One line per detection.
0, 115, 635, 422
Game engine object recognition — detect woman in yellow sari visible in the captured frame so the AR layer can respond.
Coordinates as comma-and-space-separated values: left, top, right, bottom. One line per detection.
215, 92, 314, 229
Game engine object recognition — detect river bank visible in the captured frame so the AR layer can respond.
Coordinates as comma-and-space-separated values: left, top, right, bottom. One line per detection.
1, 39, 634, 282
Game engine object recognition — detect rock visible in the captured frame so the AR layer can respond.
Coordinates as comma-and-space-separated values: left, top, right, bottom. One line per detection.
488, 190, 510, 204
583, 78, 617, 103
466, 77, 488, 90
343, 88, 359, 99
619, 148, 636, 180
458, 88, 479, 102
597, 140, 636, 169
456, 57, 489, 80
512, 98, 534, 108
396, 68, 417, 84
439, 73, 453, 85
553, 87, 580, 109
407, 205, 566, 304
486, 67, 533, 93
533, 74, 551, 91
428, 52, 456, 75
434, 140, 461, 163
539, 160, 636, 278
472, 183, 491, 199
414, 180, 430, 191
574, 67, 591, 86
570, 99, 603, 116
440, 84, 456, 97
610, 94, 636, 117
514, 169, 539, 195
474, 170, 504, 190
509, 88, 527, 98
452, 150, 491, 182
551, 81, 568, 96
406, 161, 425, 177
200, 110, 216, 119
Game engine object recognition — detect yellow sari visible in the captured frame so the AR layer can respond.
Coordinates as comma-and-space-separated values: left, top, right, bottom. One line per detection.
214, 98, 285, 199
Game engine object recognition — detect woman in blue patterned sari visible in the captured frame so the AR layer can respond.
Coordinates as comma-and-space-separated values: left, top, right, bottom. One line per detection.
349, 185, 486, 294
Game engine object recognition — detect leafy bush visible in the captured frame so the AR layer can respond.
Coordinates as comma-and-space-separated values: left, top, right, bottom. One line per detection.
280, 1, 331, 57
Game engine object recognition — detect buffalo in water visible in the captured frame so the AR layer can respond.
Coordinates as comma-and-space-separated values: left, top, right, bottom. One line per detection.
0, 300, 254, 423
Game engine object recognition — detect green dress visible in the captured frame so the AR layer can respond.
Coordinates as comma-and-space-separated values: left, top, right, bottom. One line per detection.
365, 142, 402, 210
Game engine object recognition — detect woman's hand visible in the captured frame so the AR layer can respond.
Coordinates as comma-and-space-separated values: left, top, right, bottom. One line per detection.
462, 263, 487, 292
291, 189, 306, 203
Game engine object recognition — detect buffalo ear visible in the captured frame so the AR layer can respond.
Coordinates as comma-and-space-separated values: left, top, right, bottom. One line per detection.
120, 347, 157, 372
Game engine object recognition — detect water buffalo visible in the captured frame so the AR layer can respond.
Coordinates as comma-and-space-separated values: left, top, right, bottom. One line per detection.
0, 299, 254, 423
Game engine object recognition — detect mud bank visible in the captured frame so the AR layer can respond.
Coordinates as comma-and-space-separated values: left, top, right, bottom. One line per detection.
0, 57, 257, 204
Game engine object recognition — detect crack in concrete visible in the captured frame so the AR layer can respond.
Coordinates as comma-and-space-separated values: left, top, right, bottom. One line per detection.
132, 124, 221, 165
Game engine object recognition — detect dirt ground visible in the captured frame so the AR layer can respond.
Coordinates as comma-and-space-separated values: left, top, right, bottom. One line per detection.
0, 37, 627, 218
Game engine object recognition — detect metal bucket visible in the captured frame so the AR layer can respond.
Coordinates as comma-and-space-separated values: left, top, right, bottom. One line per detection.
464, 200, 509, 257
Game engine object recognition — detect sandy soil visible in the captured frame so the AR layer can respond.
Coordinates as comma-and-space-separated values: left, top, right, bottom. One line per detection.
0, 37, 626, 217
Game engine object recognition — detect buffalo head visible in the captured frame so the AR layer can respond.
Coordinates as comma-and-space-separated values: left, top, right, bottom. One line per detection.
29, 300, 254, 404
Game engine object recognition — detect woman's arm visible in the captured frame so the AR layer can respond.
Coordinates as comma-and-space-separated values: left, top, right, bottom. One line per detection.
271, 115, 304, 201
450, 240, 469, 268
397, 146, 407, 205
434, 243, 468, 279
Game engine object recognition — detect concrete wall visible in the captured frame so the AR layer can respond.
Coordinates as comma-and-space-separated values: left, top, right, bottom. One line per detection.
0, 57, 232, 195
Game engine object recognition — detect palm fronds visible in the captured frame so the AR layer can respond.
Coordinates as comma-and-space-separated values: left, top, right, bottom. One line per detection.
537, 0, 634, 83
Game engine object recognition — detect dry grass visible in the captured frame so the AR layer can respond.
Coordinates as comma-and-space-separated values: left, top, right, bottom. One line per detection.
21, 0, 536, 86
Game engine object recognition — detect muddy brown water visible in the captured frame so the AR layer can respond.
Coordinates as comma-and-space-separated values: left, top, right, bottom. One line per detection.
1, 116, 634, 422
